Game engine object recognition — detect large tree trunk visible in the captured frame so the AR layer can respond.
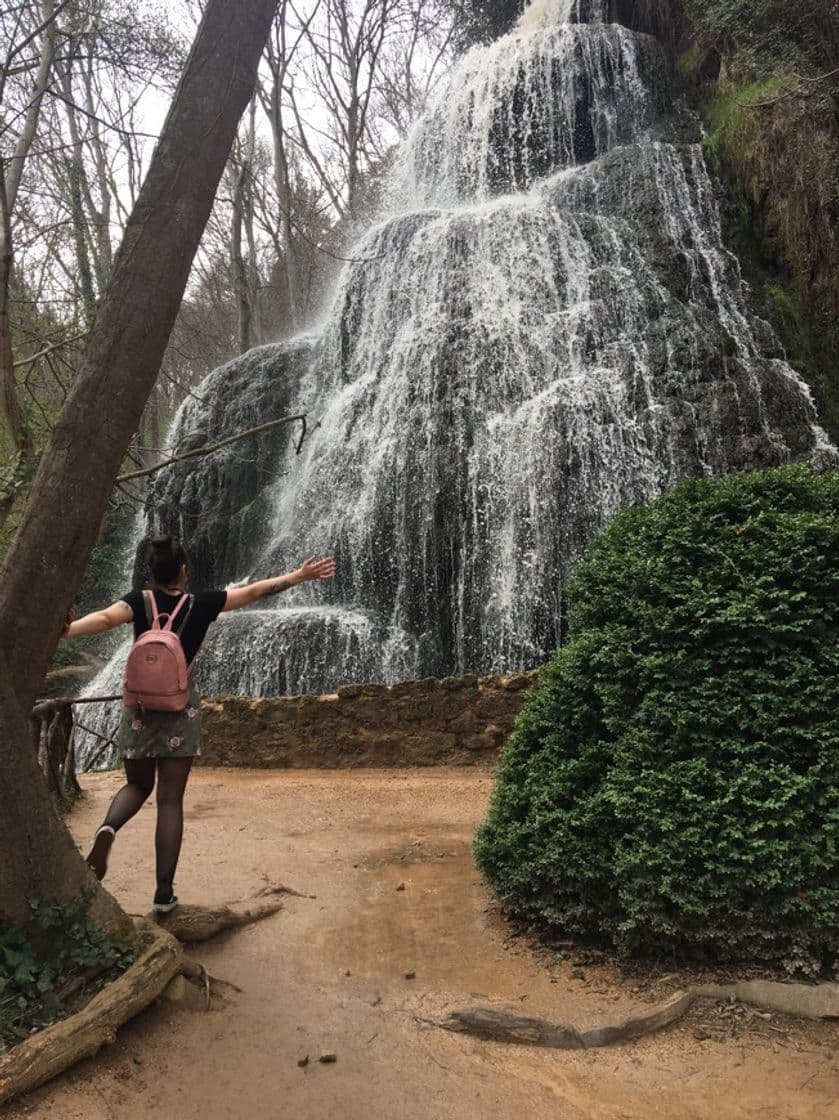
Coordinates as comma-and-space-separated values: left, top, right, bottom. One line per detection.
0, 650, 124, 926
0, 0, 277, 923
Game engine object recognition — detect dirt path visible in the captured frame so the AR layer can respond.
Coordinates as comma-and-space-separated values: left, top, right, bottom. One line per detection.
6, 769, 838, 1120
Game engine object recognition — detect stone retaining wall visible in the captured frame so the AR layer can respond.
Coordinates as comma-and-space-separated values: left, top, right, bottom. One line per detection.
200, 670, 538, 769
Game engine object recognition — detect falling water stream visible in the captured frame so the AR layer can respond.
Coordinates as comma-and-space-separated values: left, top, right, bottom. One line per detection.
76, 0, 830, 767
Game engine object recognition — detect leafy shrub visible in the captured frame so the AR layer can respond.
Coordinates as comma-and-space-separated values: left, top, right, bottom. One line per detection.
475, 466, 839, 973
0, 895, 136, 1052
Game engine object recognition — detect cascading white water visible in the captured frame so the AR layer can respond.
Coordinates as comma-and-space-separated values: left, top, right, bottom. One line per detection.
76, 1, 831, 768
397, 20, 662, 206
520, 0, 594, 28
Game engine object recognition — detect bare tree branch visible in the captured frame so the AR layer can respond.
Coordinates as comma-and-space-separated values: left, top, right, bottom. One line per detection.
115, 414, 309, 484
12, 330, 86, 368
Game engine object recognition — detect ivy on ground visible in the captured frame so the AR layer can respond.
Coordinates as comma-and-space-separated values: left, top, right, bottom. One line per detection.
0, 895, 136, 1053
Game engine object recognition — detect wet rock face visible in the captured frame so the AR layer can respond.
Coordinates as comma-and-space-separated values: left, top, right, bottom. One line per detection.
399, 23, 672, 205
148, 340, 313, 589
76, 0, 830, 744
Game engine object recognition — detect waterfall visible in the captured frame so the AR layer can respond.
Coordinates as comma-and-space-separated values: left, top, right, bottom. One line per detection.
76, 1, 831, 768
520, 1, 613, 30
396, 21, 666, 206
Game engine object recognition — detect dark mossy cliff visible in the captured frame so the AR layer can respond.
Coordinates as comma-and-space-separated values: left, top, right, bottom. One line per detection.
626, 0, 839, 439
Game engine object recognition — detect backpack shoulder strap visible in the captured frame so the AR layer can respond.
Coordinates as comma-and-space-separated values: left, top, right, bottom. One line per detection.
160, 593, 190, 633
175, 595, 196, 674
174, 594, 195, 637
142, 589, 157, 628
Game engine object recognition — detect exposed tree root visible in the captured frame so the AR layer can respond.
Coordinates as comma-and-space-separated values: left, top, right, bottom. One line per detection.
435, 981, 839, 1050
151, 899, 283, 942
150, 882, 301, 942
0, 920, 182, 1107
435, 991, 693, 1050
160, 958, 247, 1010
0, 883, 299, 1105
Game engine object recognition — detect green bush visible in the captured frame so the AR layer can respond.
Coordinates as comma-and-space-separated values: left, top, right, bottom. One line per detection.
475, 466, 839, 973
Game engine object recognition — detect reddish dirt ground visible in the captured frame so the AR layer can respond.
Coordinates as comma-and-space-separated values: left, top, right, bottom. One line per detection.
5, 768, 838, 1120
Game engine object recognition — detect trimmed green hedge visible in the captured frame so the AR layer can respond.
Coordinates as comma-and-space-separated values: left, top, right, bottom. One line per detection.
475, 466, 839, 973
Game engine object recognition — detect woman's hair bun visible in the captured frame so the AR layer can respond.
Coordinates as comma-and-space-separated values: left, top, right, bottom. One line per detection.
147, 535, 188, 585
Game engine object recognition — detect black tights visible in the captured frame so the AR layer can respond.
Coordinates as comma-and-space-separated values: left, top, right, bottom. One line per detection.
102, 757, 193, 896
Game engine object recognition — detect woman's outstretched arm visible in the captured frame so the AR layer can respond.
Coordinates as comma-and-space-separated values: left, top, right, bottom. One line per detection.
222, 556, 336, 612
62, 601, 133, 639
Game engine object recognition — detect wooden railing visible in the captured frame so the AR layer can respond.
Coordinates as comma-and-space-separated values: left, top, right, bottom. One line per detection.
30, 694, 121, 803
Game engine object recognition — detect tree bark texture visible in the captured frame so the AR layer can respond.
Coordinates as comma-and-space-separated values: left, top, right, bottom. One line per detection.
0, 650, 124, 925
0, 0, 278, 922
0, 0, 278, 718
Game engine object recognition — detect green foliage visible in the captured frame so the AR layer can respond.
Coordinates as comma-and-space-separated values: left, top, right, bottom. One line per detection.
701, 76, 786, 158
680, 0, 838, 77
760, 283, 837, 432
0, 450, 25, 511
0, 894, 136, 1052
445, 0, 522, 49
76, 543, 126, 616
696, 86, 839, 444
674, 0, 839, 446
44, 502, 138, 696
767, 302, 839, 447
475, 467, 839, 973
763, 284, 817, 366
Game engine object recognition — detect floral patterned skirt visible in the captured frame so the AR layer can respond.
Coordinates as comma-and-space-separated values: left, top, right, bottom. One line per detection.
118, 684, 203, 760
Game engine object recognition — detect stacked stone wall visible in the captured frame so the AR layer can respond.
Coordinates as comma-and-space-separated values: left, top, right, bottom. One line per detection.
200, 671, 538, 768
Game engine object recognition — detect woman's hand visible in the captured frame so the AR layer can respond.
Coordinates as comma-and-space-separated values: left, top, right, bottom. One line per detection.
224, 558, 337, 610
298, 555, 336, 583
62, 606, 76, 638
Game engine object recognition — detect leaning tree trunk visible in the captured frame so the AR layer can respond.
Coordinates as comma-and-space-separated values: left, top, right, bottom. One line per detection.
0, 651, 124, 927
0, 0, 278, 924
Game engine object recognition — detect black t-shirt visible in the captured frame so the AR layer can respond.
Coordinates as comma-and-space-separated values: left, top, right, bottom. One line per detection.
119, 588, 227, 665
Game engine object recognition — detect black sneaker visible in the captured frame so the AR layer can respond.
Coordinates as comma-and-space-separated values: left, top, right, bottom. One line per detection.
152, 891, 179, 914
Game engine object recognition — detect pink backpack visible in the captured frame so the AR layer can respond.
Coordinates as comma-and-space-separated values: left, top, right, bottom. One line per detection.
123, 591, 193, 712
